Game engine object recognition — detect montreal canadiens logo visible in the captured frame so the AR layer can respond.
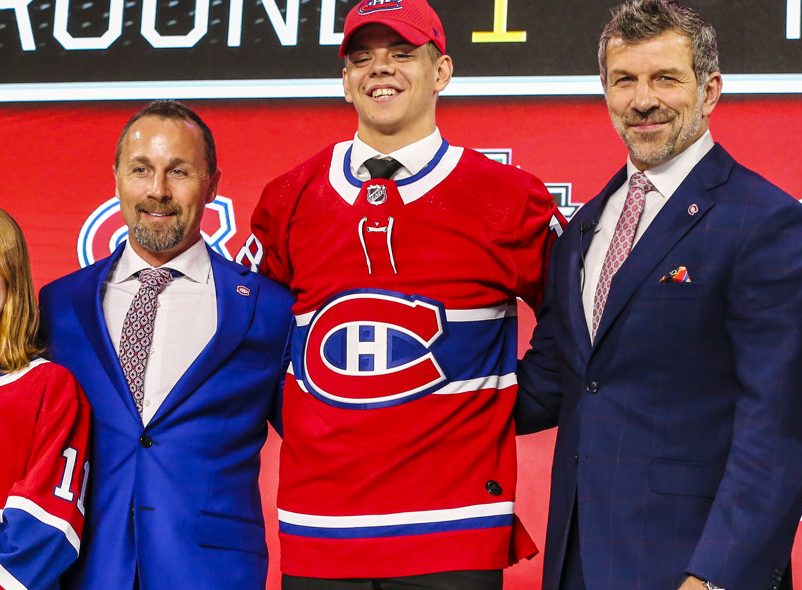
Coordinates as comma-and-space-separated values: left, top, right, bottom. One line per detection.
77, 195, 238, 268
358, 0, 403, 15
301, 290, 447, 408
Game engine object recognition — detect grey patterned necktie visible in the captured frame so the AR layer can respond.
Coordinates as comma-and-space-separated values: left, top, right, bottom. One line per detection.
118, 268, 173, 415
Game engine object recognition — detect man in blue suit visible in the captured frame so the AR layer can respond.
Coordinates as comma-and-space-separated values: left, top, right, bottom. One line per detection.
516, 2, 802, 589
40, 101, 293, 589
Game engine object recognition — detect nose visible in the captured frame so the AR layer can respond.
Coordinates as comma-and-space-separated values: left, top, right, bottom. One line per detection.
148, 172, 170, 199
369, 51, 394, 76
631, 80, 660, 112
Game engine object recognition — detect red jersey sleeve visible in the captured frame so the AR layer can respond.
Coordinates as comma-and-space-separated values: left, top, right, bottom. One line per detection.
251, 176, 295, 287
504, 172, 566, 310
0, 361, 91, 589
250, 146, 335, 289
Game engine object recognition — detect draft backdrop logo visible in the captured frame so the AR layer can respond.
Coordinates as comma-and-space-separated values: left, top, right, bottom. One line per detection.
77, 196, 238, 267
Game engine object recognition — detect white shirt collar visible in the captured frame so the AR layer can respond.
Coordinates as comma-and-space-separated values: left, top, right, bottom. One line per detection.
626, 130, 715, 198
350, 128, 443, 177
110, 238, 212, 284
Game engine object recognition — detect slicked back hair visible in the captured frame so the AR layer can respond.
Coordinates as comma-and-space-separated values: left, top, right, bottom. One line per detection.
599, 0, 719, 85
114, 100, 217, 175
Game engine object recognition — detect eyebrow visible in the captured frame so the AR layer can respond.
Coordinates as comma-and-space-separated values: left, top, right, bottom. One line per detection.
608, 66, 686, 77
126, 155, 191, 168
349, 39, 416, 54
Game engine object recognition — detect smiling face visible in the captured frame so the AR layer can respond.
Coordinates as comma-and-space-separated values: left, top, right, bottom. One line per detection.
115, 115, 220, 266
604, 30, 721, 170
342, 24, 453, 153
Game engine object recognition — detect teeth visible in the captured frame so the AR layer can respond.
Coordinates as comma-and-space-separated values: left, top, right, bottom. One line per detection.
372, 88, 397, 98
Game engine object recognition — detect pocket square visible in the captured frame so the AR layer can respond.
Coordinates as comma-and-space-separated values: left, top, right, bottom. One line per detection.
659, 265, 692, 283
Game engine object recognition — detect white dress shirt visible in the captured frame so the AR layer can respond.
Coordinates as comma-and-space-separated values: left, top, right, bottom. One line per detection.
582, 131, 715, 335
103, 239, 217, 425
350, 128, 443, 181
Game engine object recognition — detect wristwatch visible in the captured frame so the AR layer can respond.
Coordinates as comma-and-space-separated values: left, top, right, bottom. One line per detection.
701, 581, 725, 590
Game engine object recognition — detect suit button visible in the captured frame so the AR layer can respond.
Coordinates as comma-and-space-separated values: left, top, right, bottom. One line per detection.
139, 435, 153, 448
486, 480, 503, 496
586, 381, 599, 393
573, 453, 580, 464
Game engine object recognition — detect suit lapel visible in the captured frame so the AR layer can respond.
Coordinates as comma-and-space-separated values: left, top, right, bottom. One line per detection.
592, 145, 733, 348
73, 244, 143, 422
148, 249, 258, 426
566, 169, 627, 359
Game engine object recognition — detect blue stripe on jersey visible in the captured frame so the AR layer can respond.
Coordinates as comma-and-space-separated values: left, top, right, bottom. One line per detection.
0, 507, 76, 590
342, 139, 450, 188
279, 514, 513, 539
293, 315, 518, 384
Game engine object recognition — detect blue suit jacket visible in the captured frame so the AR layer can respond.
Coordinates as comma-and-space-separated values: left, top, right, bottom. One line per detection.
39, 244, 293, 590
517, 145, 802, 590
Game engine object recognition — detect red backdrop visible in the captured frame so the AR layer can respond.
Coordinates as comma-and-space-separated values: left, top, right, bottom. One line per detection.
2, 96, 801, 588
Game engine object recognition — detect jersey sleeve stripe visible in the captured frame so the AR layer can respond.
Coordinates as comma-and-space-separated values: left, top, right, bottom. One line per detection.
3, 496, 80, 555
0, 564, 28, 590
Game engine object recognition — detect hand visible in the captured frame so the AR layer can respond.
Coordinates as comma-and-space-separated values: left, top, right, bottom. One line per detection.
678, 576, 707, 590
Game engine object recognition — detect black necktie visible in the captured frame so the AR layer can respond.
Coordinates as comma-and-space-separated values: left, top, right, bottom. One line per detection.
364, 157, 402, 179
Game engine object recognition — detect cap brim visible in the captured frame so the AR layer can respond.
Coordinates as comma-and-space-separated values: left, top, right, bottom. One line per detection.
339, 20, 434, 58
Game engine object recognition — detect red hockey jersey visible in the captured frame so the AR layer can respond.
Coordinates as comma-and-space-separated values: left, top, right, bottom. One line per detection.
0, 359, 91, 590
250, 140, 562, 578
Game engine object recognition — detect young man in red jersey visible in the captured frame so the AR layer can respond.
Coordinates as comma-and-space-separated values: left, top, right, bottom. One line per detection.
250, 1, 564, 588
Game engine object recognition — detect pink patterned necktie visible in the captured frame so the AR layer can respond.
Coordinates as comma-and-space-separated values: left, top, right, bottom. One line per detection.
591, 171, 655, 341
118, 268, 173, 415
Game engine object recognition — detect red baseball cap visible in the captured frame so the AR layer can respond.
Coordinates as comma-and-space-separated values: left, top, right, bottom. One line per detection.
339, 0, 446, 58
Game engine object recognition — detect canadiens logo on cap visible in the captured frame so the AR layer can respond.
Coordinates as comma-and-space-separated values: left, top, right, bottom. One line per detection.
358, 0, 404, 15
340, 0, 446, 58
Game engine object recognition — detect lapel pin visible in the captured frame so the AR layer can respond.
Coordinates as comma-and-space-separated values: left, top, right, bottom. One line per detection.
236, 285, 251, 296
688, 203, 699, 216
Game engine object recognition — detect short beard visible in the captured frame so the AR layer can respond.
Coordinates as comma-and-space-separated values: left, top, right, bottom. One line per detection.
616, 87, 705, 167
132, 218, 184, 252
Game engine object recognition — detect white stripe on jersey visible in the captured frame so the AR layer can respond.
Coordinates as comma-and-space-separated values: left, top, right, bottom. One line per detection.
287, 369, 516, 397
0, 358, 50, 387
278, 501, 514, 529
444, 304, 516, 322
294, 303, 516, 328
0, 564, 27, 590
433, 372, 517, 395
2, 496, 80, 556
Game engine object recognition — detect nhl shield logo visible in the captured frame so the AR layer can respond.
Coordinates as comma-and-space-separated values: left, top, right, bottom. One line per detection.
366, 184, 388, 205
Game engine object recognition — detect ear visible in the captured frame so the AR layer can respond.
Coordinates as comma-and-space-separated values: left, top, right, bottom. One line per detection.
702, 71, 722, 117
113, 165, 120, 198
207, 169, 221, 204
434, 54, 453, 93
343, 66, 354, 104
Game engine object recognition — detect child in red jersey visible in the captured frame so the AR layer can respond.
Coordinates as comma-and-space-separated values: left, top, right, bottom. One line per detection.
0, 209, 91, 589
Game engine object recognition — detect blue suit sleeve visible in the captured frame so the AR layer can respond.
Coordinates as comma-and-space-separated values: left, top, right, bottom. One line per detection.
685, 197, 802, 589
